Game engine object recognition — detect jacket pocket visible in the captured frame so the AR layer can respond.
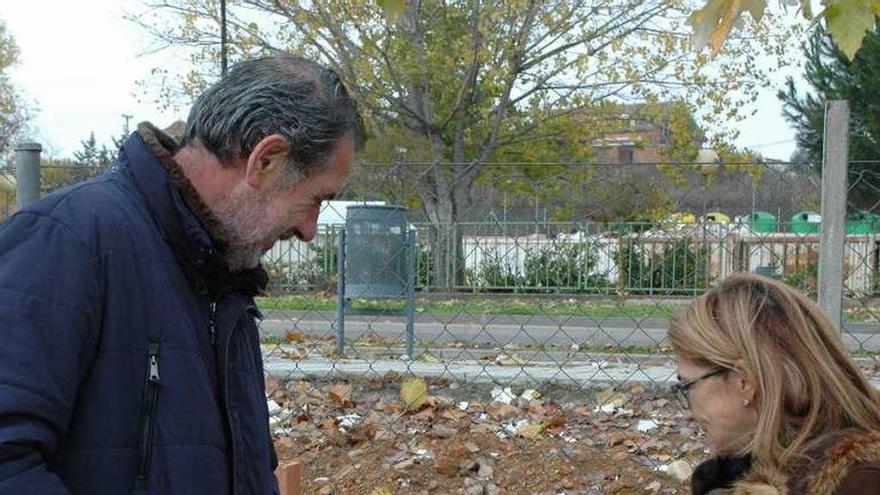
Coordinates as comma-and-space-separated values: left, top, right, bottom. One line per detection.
135, 342, 161, 489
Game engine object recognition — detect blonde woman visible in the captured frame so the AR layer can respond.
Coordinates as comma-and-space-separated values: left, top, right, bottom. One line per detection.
669, 273, 880, 494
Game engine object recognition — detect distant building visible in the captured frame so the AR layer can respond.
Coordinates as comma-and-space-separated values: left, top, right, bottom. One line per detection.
591, 103, 704, 164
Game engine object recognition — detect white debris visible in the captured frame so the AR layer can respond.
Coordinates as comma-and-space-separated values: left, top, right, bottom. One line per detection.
503, 419, 530, 436
636, 419, 660, 432
414, 448, 433, 460
491, 386, 516, 405
666, 460, 694, 482
267, 399, 282, 416
336, 414, 362, 430
520, 389, 541, 402
559, 432, 578, 444
458, 401, 470, 411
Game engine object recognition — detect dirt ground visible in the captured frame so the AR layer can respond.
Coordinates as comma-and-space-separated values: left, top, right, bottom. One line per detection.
268, 375, 705, 495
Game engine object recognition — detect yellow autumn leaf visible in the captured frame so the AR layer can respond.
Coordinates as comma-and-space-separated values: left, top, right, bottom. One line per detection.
688, 0, 768, 56
687, 0, 727, 51
370, 487, 394, 495
518, 422, 546, 439
400, 376, 428, 410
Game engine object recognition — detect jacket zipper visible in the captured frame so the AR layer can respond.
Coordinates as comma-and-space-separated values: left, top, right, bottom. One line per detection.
136, 342, 161, 488
209, 301, 218, 346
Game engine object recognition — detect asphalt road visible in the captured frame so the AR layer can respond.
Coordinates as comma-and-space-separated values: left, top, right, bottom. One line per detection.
256, 310, 880, 351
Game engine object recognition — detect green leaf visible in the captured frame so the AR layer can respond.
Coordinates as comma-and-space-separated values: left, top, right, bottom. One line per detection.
378, 0, 406, 22
823, 0, 880, 60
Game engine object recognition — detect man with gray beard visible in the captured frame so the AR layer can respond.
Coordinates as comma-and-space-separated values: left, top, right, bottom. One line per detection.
0, 55, 364, 494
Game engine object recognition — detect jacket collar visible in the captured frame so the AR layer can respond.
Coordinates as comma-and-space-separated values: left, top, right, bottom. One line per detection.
693, 429, 880, 495
692, 455, 752, 495
122, 122, 267, 297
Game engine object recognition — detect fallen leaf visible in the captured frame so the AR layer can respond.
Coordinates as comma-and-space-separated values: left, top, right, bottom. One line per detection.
486, 403, 519, 420
440, 408, 468, 421
518, 422, 545, 439
412, 406, 436, 421
400, 376, 428, 411
328, 383, 354, 408
611, 450, 630, 462
546, 415, 568, 430
594, 388, 627, 408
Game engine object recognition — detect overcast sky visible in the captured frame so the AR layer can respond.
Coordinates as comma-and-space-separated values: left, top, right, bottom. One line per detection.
3, 0, 805, 160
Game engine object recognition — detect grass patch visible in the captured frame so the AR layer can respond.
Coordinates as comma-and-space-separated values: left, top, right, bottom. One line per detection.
256, 294, 685, 319
256, 295, 880, 321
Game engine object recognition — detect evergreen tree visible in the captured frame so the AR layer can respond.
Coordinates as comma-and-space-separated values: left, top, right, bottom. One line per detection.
780, 23, 880, 210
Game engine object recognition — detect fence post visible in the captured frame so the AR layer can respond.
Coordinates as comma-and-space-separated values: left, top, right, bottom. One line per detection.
14, 142, 41, 209
405, 229, 416, 359
818, 100, 849, 329
335, 227, 346, 356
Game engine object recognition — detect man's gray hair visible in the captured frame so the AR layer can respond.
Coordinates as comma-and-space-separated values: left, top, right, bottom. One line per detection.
183, 55, 365, 179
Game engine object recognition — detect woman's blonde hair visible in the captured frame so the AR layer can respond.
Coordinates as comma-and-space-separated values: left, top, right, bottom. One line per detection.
669, 273, 880, 468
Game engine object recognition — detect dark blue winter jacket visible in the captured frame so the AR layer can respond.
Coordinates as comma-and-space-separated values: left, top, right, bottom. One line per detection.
0, 124, 279, 494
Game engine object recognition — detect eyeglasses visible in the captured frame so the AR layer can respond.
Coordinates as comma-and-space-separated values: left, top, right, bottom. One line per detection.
671, 368, 727, 408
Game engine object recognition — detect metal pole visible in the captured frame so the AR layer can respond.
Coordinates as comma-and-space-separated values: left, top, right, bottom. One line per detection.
15, 142, 41, 209
220, 0, 228, 76
405, 230, 417, 359
336, 227, 346, 356
818, 100, 849, 329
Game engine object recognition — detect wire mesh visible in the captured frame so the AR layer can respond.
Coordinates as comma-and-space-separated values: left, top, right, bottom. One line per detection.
842, 163, 880, 368
256, 159, 878, 493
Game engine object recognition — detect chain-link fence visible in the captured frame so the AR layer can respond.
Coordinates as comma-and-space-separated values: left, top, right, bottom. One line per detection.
255, 158, 880, 493
4, 150, 877, 493
842, 163, 880, 363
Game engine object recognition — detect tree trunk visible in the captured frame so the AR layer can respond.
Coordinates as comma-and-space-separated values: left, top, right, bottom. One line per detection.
423, 177, 470, 293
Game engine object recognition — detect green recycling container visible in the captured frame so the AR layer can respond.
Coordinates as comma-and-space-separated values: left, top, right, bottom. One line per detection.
747, 211, 777, 234
846, 211, 880, 234
791, 211, 821, 234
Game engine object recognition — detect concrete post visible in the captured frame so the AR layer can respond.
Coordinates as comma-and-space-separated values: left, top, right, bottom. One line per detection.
14, 142, 41, 209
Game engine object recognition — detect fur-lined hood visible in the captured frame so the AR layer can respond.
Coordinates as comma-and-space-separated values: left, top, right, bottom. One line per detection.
134, 122, 268, 296
702, 429, 880, 494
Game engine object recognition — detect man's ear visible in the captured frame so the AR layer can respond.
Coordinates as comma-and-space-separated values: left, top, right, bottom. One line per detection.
244, 134, 289, 189
733, 358, 757, 403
